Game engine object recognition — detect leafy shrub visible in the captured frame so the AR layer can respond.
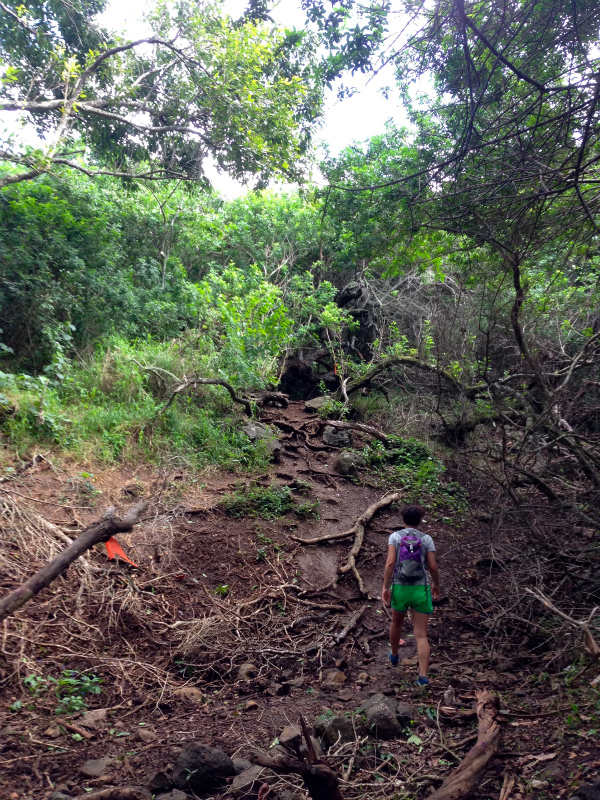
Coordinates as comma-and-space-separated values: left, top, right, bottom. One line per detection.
294, 500, 321, 519
51, 671, 103, 715
221, 484, 294, 519
19, 670, 102, 715
364, 438, 467, 512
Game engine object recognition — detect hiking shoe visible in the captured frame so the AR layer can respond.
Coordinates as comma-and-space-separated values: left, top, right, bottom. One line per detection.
389, 651, 399, 667
415, 676, 429, 688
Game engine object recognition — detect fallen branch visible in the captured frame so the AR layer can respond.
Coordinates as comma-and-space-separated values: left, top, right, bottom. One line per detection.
345, 356, 484, 399
0, 500, 148, 623
334, 604, 368, 644
525, 588, 600, 658
318, 419, 391, 447
427, 690, 500, 800
148, 372, 253, 418
499, 772, 516, 800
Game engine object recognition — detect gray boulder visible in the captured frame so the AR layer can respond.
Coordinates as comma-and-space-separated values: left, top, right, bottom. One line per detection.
357, 693, 391, 714
365, 701, 403, 740
242, 422, 271, 441
323, 426, 353, 448
172, 743, 235, 793
314, 713, 355, 747
396, 702, 417, 724
570, 782, 600, 800
305, 396, 328, 412
358, 694, 403, 740
242, 422, 282, 461
233, 758, 254, 775
230, 765, 274, 799
333, 451, 366, 475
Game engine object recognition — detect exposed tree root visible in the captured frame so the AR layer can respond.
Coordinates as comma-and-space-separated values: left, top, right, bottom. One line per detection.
334, 603, 368, 644
427, 690, 500, 800
270, 419, 331, 451
294, 493, 400, 597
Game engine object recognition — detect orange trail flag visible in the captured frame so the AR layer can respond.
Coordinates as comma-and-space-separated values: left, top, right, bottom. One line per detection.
105, 537, 138, 568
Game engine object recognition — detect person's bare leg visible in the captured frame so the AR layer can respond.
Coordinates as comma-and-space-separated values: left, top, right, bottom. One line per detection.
412, 610, 430, 676
390, 610, 406, 656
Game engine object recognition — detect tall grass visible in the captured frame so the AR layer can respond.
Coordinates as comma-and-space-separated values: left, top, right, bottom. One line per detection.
0, 335, 270, 472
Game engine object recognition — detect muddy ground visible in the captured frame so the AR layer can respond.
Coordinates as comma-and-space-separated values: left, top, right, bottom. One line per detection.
0, 401, 598, 799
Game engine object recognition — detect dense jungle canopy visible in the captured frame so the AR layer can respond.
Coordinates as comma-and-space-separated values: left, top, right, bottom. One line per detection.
0, 0, 599, 795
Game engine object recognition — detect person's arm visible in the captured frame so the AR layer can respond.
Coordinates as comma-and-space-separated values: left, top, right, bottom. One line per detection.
427, 551, 440, 600
382, 544, 396, 606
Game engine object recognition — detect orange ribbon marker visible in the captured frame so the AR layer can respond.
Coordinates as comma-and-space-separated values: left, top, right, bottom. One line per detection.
105, 537, 138, 568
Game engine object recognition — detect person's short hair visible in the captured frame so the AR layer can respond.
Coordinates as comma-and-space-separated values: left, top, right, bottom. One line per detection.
402, 503, 424, 526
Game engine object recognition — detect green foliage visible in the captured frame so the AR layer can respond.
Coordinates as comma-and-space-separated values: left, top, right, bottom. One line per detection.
0, 0, 326, 186
0, 337, 273, 470
365, 438, 467, 512
317, 395, 349, 420
294, 499, 321, 520
0, 175, 204, 370
221, 483, 294, 520
254, 531, 284, 561
51, 671, 102, 716
19, 670, 102, 715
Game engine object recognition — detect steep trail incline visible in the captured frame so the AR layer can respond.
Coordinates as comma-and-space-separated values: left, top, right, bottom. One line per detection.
0, 400, 598, 799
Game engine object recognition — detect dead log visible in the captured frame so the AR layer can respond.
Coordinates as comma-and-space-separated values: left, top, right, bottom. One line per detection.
253, 716, 343, 800
0, 500, 148, 623
427, 690, 500, 800
75, 789, 151, 800
318, 419, 391, 447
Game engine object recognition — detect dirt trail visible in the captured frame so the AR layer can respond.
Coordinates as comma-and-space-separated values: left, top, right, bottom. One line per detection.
0, 401, 598, 799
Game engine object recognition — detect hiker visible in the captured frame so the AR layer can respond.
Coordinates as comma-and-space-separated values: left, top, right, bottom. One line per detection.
381, 503, 440, 687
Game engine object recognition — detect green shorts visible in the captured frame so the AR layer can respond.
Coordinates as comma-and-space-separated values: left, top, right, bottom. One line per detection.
391, 584, 433, 614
